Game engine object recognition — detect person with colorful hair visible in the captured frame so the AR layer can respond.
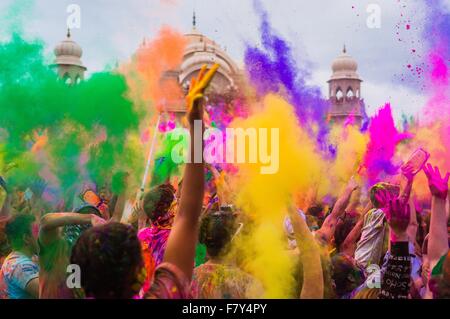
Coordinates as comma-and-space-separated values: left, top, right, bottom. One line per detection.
136, 183, 176, 294
191, 209, 262, 299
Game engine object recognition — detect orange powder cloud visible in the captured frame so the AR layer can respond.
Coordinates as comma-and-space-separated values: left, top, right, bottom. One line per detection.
120, 27, 187, 114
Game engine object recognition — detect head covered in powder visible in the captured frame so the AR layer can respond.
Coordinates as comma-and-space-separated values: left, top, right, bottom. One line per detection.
5, 213, 37, 253
199, 209, 238, 258
143, 183, 176, 227
331, 253, 365, 298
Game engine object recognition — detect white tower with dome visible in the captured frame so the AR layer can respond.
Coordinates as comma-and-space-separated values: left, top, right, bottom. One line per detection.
53, 29, 87, 85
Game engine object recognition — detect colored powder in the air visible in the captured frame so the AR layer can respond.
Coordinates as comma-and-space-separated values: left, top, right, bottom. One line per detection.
328, 124, 368, 196
121, 27, 186, 114
362, 103, 411, 186
0, 33, 140, 200
228, 94, 325, 298
244, 1, 329, 144
151, 128, 188, 187
402, 0, 450, 200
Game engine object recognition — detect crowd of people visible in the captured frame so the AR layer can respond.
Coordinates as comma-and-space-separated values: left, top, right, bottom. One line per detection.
0, 65, 449, 300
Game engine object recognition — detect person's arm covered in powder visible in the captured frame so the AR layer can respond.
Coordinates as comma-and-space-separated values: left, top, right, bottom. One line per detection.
0, 176, 12, 218
110, 172, 129, 223
316, 176, 359, 245
39, 213, 106, 245
341, 201, 373, 257
288, 205, 324, 299
423, 164, 449, 270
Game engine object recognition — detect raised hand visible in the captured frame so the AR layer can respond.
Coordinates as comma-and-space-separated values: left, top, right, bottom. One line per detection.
346, 175, 359, 191
186, 64, 219, 124
374, 188, 393, 208
385, 199, 411, 242
401, 163, 416, 182
90, 214, 107, 227
423, 163, 449, 200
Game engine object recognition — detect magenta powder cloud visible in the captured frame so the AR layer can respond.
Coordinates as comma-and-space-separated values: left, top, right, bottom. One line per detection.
363, 103, 412, 185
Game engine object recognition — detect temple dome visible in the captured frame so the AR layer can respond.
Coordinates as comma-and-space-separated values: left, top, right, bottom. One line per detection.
54, 29, 86, 69
330, 46, 360, 80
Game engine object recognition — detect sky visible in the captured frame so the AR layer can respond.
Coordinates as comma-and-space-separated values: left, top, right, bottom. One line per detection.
1, 0, 448, 121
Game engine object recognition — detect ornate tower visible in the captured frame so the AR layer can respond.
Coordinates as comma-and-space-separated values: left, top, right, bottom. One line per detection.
327, 46, 365, 126
53, 29, 87, 85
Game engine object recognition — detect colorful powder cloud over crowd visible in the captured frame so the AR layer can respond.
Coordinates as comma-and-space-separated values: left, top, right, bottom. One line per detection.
0, 0, 449, 301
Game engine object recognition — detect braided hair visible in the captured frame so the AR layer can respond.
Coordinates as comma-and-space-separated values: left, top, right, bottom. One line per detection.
70, 222, 143, 299
143, 184, 175, 227
199, 209, 237, 258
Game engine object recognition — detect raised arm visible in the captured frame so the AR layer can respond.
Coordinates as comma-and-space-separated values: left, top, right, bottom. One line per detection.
399, 164, 416, 206
423, 164, 449, 270
341, 201, 373, 257
39, 213, 105, 245
110, 173, 129, 223
0, 176, 11, 218
288, 205, 324, 299
316, 176, 358, 245
163, 64, 219, 280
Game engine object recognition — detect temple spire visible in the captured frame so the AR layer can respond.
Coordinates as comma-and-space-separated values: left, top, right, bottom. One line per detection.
67, 28, 71, 39
343, 44, 347, 54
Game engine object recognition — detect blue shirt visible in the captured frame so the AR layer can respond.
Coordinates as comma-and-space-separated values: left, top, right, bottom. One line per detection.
0, 251, 39, 299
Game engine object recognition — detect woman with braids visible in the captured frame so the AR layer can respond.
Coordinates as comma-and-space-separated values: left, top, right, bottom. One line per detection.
191, 209, 262, 299
69, 64, 220, 299
70, 222, 145, 299
137, 183, 176, 294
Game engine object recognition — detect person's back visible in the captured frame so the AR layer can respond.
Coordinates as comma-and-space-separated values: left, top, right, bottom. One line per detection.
38, 235, 72, 299
191, 263, 262, 299
191, 209, 262, 299
138, 184, 176, 292
354, 208, 388, 267
138, 226, 171, 293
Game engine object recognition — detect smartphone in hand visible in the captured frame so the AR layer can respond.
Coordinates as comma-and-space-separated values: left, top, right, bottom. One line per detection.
404, 148, 430, 175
